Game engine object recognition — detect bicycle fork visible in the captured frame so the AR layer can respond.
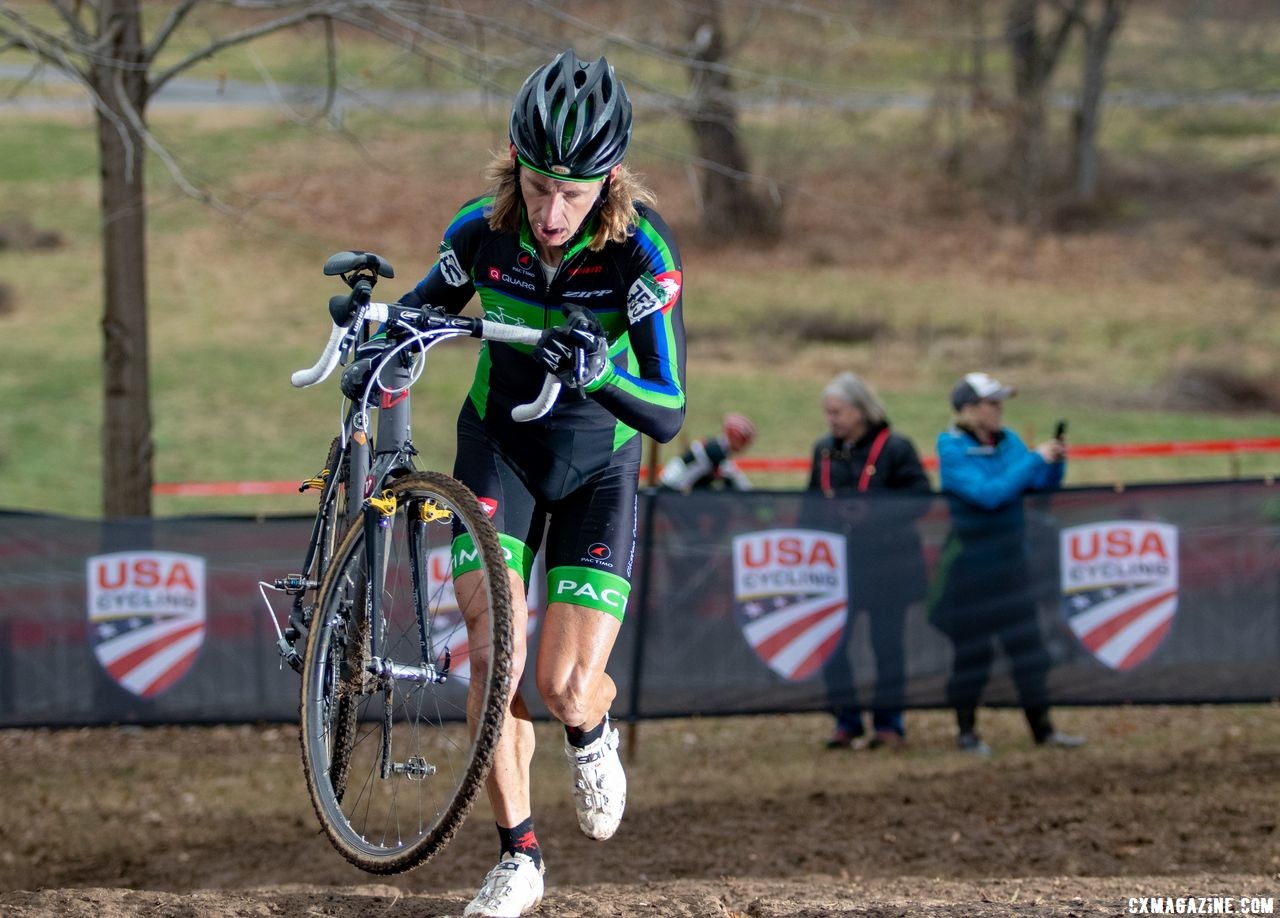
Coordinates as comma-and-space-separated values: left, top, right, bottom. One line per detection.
362, 492, 446, 782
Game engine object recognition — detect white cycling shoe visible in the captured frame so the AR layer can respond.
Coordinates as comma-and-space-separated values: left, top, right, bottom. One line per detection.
463, 852, 545, 917
565, 719, 626, 840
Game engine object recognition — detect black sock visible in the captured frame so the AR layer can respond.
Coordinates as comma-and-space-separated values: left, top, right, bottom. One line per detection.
497, 816, 541, 868
565, 715, 607, 749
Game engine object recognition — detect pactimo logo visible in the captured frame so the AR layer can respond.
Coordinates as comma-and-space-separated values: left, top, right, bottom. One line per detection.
515, 252, 536, 274
587, 543, 611, 561
554, 578, 625, 610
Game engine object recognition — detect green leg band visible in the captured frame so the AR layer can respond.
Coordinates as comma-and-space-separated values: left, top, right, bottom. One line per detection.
452, 532, 534, 582
546, 566, 631, 622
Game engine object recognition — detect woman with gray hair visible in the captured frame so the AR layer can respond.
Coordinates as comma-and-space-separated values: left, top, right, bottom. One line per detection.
806, 371, 932, 750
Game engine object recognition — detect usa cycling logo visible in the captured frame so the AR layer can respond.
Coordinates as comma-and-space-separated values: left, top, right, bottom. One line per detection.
1060, 521, 1179, 671
86, 551, 206, 698
731, 529, 847, 682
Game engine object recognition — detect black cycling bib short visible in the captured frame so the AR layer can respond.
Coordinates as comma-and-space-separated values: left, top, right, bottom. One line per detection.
399, 195, 686, 619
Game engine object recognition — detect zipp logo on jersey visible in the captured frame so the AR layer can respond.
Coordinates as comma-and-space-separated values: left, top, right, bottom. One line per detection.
437, 242, 467, 287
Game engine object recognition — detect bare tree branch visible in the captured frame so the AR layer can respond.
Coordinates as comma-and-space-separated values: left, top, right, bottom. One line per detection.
48, 0, 91, 43
144, 0, 202, 62
148, 3, 340, 100
109, 62, 234, 213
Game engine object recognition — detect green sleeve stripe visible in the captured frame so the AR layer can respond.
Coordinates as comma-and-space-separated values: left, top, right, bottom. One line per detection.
633, 217, 675, 272
444, 196, 493, 237
467, 342, 492, 419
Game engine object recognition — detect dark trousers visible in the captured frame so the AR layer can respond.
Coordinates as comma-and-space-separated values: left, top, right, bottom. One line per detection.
822, 602, 908, 735
945, 603, 1054, 741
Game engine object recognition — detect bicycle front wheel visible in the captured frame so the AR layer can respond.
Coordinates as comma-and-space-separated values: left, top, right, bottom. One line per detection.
300, 471, 514, 874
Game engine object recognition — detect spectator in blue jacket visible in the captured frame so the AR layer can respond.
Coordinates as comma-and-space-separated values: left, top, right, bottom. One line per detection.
928, 373, 1084, 756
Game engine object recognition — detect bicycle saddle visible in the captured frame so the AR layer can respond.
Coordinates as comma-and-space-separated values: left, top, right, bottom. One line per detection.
323, 251, 395, 279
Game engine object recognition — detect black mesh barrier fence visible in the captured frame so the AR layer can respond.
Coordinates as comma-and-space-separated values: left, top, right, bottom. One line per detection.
0, 479, 1277, 727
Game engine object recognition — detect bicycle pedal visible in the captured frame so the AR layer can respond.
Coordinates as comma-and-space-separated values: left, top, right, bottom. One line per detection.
273, 574, 314, 595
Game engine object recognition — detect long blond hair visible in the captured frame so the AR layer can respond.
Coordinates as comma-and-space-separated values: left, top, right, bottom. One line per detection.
482, 152, 656, 252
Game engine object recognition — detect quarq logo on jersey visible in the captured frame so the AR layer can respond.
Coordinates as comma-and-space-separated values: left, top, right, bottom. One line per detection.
1060, 521, 1179, 671
731, 529, 848, 682
86, 551, 207, 698
436, 242, 467, 287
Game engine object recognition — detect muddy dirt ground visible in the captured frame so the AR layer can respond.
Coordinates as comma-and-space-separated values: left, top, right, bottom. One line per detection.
1, 706, 1277, 917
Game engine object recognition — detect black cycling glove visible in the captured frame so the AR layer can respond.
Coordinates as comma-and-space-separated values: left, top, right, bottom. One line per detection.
534, 309, 608, 390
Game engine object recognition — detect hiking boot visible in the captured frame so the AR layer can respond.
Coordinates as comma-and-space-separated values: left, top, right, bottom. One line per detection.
1037, 730, 1086, 749
463, 852, 545, 917
565, 720, 626, 840
957, 732, 992, 757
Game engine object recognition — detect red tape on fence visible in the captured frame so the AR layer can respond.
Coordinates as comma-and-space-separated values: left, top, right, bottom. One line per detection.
153, 437, 1280, 497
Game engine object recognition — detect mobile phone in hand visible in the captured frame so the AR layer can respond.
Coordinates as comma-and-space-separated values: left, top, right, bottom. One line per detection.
1054, 419, 1068, 440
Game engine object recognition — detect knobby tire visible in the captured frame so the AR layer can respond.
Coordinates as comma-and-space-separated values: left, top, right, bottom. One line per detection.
299, 471, 513, 874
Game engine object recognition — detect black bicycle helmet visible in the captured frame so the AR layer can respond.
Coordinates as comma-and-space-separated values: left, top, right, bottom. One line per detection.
509, 50, 633, 181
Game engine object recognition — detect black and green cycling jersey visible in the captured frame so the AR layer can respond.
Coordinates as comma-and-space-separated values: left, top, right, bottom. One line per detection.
397, 195, 686, 617
398, 195, 686, 453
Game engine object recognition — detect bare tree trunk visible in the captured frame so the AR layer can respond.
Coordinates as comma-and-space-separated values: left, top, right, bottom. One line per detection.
684, 0, 779, 243
1073, 0, 1127, 204
94, 0, 153, 519
1004, 0, 1082, 226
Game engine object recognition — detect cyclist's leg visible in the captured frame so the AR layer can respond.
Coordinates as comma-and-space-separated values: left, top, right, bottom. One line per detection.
533, 455, 636, 841
452, 405, 545, 828
535, 455, 638, 727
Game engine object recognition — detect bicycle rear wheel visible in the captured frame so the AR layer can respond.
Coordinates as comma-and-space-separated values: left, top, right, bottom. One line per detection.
300, 471, 513, 874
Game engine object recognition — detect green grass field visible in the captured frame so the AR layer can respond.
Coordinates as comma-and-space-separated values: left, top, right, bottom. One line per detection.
1, 5, 1278, 519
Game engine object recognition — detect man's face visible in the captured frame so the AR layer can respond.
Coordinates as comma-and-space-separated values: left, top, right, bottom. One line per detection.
823, 396, 867, 441
518, 168, 603, 256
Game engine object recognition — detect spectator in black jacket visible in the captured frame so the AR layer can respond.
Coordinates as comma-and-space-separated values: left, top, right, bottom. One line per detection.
806, 372, 932, 750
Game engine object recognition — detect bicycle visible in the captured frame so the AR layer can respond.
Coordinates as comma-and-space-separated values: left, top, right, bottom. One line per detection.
259, 250, 563, 874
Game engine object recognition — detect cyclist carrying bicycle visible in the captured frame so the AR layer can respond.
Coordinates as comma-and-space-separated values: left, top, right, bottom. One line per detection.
395, 49, 685, 917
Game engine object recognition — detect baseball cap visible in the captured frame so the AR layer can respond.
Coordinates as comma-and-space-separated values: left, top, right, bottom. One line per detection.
950, 372, 1017, 411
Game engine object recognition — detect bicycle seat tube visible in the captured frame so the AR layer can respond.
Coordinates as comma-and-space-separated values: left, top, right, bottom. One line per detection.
374, 356, 413, 458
